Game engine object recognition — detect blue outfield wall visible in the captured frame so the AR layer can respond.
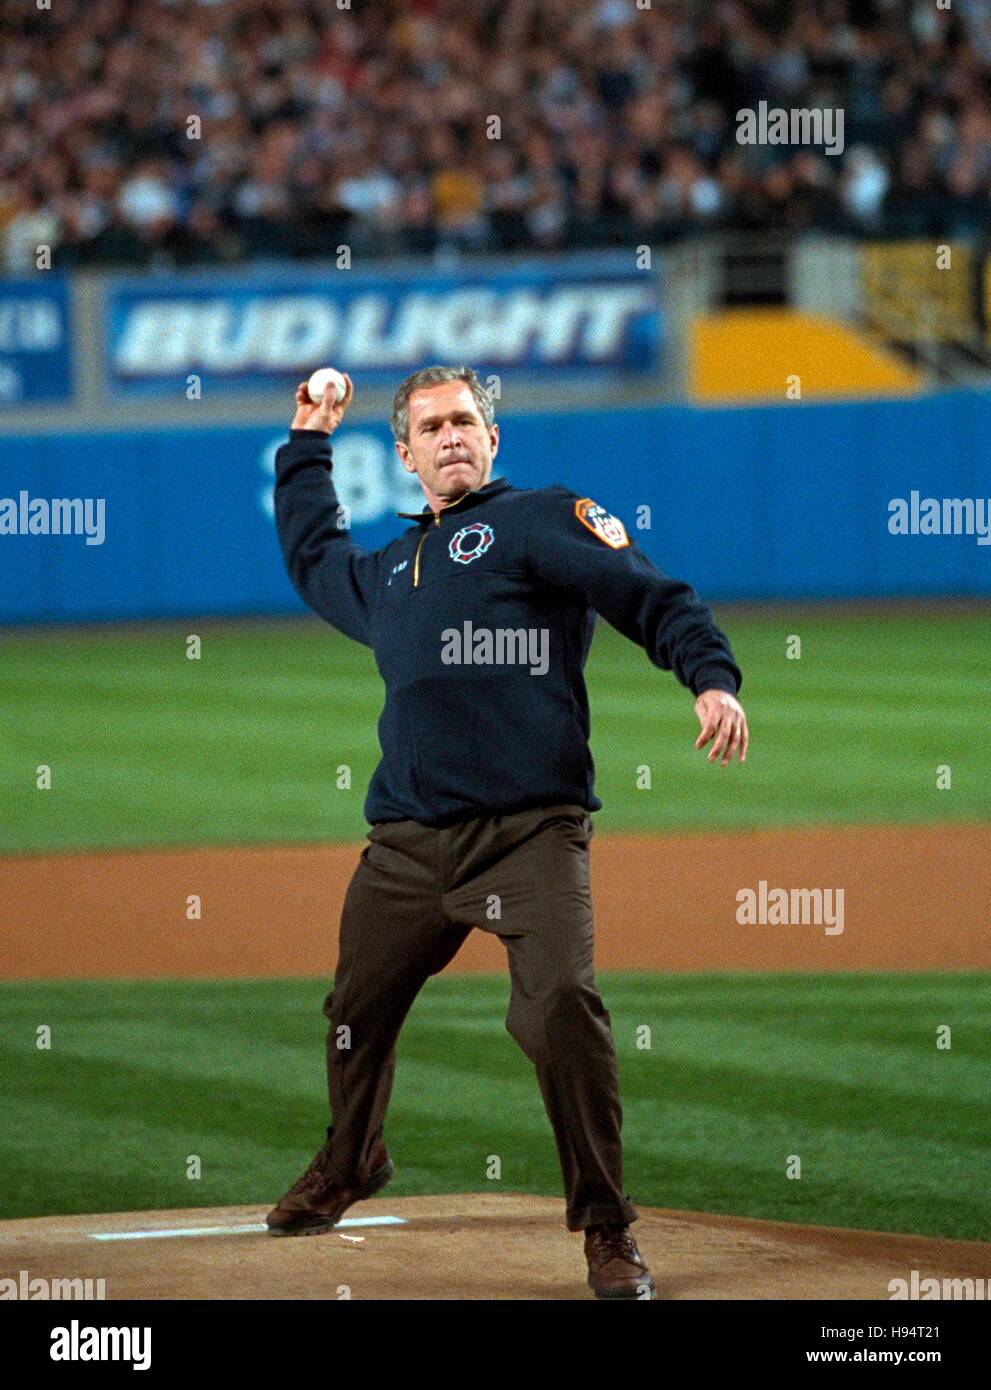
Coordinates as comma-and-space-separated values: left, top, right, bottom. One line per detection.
0, 390, 988, 624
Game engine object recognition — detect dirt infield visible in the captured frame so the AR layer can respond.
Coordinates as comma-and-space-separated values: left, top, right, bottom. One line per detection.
2, 1193, 989, 1300
3, 824, 989, 978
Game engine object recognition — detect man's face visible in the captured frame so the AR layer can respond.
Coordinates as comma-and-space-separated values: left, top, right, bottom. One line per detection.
396, 381, 498, 504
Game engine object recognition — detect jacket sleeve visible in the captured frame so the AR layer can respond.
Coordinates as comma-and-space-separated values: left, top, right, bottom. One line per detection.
273, 429, 382, 646
527, 487, 742, 696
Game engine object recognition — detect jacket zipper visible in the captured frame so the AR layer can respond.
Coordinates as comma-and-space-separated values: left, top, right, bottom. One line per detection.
413, 511, 441, 588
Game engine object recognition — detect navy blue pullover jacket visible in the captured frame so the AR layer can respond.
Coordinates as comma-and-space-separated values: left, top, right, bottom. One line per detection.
274, 429, 742, 827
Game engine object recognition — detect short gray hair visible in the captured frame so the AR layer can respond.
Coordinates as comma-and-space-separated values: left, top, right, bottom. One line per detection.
391, 365, 495, 443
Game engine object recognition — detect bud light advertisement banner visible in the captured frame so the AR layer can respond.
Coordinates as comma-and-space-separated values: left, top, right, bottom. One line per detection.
0, 276, 73, 406
104, 254, 662, 397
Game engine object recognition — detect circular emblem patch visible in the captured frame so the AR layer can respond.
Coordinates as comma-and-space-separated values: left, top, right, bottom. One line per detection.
449, 522, 494, 565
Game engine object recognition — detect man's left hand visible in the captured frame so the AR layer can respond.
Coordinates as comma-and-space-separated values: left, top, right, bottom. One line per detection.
694, 690, 749, 766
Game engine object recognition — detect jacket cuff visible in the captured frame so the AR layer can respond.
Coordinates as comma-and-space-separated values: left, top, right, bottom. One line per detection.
283, 429, 331, 460
275, 430, 333, 481
289, 428, 331, 442
691, 665, 740, 697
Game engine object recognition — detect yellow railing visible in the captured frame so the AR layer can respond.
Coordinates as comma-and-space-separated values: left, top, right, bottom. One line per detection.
860, 242, 976, 343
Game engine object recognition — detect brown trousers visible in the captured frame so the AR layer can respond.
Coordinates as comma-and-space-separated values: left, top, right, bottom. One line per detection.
318, 802, 638, 1232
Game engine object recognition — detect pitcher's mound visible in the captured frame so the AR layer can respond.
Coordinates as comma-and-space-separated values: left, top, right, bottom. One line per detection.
2, 1193, 988, 1300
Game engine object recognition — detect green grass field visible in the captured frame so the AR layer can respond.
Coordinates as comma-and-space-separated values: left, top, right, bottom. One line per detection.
2, 609, 988, 1237
3, 974, 989, 1238
1, 609, 989, 853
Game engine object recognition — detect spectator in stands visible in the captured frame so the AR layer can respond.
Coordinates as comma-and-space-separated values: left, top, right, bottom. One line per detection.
0, 0, 987, 273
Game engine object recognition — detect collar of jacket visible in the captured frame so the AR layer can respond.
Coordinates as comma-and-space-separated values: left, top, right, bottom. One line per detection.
396, 476, 513, 523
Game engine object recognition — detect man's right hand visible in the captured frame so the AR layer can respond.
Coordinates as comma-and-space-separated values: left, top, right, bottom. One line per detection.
290, 373, 354, 436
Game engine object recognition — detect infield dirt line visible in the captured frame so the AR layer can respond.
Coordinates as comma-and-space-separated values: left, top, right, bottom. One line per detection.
2, 824, 989, 977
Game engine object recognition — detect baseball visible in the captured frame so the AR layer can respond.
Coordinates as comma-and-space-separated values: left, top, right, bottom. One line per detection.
306, 367, 347, 405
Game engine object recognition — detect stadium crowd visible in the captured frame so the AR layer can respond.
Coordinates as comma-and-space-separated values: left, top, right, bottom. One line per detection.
2, 0, 991, 271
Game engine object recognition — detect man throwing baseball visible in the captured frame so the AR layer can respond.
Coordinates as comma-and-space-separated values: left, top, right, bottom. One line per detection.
266, 366, 747, 1300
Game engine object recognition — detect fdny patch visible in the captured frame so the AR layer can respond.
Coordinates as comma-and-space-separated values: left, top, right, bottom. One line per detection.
449, 521, 494, 565
574, 498, 629, 549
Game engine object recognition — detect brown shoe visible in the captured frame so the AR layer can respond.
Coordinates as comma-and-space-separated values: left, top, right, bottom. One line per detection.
266, 1133, 394, 1237
584, 1223, 656, 1299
